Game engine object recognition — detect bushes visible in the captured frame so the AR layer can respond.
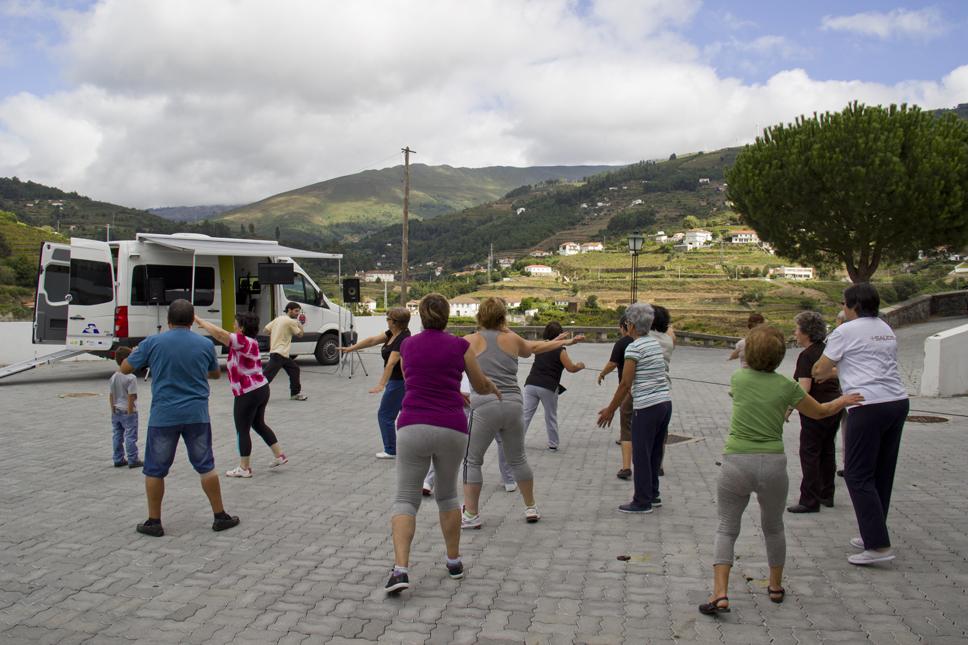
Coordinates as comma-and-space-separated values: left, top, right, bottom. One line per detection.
892, 274, 919, 301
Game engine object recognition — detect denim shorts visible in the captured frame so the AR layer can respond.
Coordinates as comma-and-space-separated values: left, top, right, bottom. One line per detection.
143, 423, 215, 478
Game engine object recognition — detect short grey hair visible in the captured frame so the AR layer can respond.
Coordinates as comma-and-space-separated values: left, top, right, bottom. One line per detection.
625, 303, 655, 335
794, 311, 827, 343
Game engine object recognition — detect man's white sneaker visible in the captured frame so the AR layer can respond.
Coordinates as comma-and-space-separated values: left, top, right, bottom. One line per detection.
461, 507, 482, 530
226, 466, 252, 478
850, 537, 865, 550
270, 454, 288, 468
504, 482, 518, 492
848, 549, 895, 565
291, 393, 308, 401
525, 506, 541, 523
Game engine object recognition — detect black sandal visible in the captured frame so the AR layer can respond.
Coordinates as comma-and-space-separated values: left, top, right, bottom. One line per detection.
698, 596, 730, 615
768, 586, 785, 603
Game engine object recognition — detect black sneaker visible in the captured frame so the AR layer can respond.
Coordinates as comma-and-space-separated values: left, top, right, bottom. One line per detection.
618, 503, 653, 514
212, 514, 240, 532
616, 468, 632, 480
652, 497, 662, 507
114, 460, 128, 468
128, 459, 144, 469
136, 520, 164, 537
446, 561, 464, 580
385, 570, 410, 594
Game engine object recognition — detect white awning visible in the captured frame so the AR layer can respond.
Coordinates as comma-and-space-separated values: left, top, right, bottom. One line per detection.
136, 234, 341, 259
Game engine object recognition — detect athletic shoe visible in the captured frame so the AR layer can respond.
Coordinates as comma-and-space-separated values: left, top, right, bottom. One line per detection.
212, 514, 240, 532
461, 507, 482, 530
850, 537, 865, 550
446, 561, 464, 580
226, 466, 252, 478
376, 452, 396, 459
270, 454, 288, 468
616, 468, 632, 480
618, 503, 653, 514
114, 460, 127, 468
504, 482, 518, 492
136, 520, 164, 537
128, 459, 143, 468
525, 506, 541, 523
291, 393, 308, 401
422, 485, 433, 497
652, 497, 662, 507
385, 570, 409, 594
787, 504, 819, 513
548, 445, 558, 451
848, 549, 895, 565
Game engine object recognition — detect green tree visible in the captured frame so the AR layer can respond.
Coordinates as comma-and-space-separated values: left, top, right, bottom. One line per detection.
727, 102, 968, 282
585, 294, 599, 309
682, 215, 701, 229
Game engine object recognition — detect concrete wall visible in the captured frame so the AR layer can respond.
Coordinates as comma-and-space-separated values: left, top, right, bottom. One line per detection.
881, 291, 968, 328
921, 322, 968, 397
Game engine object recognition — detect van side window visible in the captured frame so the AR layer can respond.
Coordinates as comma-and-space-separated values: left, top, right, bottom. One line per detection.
131, 265, 215, 306
44, 265, 70, 302
283, 275, 309, 304
69, 259, 113, 306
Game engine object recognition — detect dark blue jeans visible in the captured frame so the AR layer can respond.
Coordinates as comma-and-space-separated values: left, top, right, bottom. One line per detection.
377, 379, 406, 454
631, 401, 672, 508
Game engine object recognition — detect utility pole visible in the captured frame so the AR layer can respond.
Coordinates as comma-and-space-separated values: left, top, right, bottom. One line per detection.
488, 242, 493, 282
400, 146, 415, 305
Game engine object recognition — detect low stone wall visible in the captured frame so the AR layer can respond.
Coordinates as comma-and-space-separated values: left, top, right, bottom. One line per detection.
880, 291, 968, 328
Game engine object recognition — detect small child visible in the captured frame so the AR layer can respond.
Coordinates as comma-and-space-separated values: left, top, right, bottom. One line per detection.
109, 346, 142, 468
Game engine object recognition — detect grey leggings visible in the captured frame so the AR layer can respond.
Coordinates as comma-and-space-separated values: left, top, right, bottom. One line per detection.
392, 424, 468, 517
714, 453, 788, 567
522, 384, 560, 447
464, 400, 533, 485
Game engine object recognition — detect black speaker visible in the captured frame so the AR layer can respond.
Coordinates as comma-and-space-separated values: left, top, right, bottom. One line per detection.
148, 277, 165, 304
342, 278, 361, 303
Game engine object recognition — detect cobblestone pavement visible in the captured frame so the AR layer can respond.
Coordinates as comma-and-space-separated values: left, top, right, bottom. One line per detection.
2, 319, 967, 644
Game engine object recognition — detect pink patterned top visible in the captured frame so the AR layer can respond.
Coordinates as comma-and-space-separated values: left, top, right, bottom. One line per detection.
227, 332, 267, 397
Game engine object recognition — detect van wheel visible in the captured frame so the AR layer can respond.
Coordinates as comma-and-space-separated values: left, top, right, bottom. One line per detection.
315, 333, 339, 365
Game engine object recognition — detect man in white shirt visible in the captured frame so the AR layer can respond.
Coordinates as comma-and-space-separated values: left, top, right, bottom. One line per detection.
263, 302, 307, 401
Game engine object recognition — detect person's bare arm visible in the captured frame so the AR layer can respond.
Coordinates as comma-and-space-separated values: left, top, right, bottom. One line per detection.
517, 331, 585, 358
728, 347, 741, 361
126, 393, 136, 415
370, 351, 400, 393
598, 361, 618, 385
560, 348, 585, 373
109, 392, 116, 412
597, 359, 635, 427
342, 333, 386, 353
463, 347, 500, 398
120, 359, 135, 375
812, 355, 838, 382
795, 392, 863, 419
194, 315, 232, 346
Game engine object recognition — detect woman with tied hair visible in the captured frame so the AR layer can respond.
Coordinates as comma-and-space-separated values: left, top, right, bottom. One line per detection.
461, 297, 583, 528
698, 326, 861, 615
341, 306, 412, 459
194, 312, 287, 478
812, 283, 909, 566
385, 293, 500, 595
597, 303, 670, 514
787, 311, 842, 514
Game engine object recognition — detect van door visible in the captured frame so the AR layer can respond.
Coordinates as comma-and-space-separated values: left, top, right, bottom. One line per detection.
66, 238, 116, 350
34, 242, 71, 344
281, 270, 324, 355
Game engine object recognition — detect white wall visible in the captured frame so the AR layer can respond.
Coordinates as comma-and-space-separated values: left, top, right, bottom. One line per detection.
921, 322, 968, 397
352, 315, 423, 339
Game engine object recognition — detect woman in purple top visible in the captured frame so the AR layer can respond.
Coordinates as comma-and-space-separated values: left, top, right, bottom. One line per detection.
384, 293, 499, 595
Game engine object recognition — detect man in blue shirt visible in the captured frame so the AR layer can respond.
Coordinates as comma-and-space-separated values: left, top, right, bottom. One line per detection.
122, 299, 240, 536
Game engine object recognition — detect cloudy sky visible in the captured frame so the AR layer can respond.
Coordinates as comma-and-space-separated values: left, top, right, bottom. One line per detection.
1, 0, 966, 208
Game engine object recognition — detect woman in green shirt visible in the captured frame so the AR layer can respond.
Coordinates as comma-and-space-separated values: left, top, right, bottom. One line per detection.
699, 326, 862, 615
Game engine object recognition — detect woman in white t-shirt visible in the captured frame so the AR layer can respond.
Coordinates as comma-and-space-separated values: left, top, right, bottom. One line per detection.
812, 283, 908, 566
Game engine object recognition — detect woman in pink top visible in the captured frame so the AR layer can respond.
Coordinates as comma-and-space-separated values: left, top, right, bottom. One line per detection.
195, 313, 287, 478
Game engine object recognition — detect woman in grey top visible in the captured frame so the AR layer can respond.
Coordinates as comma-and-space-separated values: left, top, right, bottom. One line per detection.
461, 298, 582, 527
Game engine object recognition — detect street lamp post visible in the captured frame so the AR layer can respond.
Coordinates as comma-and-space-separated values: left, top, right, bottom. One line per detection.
627, 231, 644, 304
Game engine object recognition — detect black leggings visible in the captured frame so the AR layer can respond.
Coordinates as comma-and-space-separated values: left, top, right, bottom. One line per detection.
233, 385, 278, 457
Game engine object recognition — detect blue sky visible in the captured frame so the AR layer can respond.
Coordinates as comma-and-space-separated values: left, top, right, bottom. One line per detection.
0, 1, 965, 207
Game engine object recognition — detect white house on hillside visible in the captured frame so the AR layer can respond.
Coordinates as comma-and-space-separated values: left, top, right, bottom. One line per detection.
497, 257, 515, 269
580, 242, 604, 253
361, 298, 377, 313
772, 266, 815, 280
450, 296, 480, 318
530, 250, 552, 257
558, 242, 581, 256
730, 230, 760, 244
525, 264, 554, 276
516, 207, 526, 215
364, 270, 395, 283
654, 231, 668, 243
684, 230, 713, 247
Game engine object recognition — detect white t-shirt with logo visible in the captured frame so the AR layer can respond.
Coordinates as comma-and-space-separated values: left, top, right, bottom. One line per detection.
822, 317, 908, 406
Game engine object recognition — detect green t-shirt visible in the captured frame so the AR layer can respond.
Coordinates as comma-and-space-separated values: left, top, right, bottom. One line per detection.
724, 369, 806, 455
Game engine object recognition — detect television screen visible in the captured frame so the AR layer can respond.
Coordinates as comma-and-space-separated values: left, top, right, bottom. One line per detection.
258, 262, 295, 285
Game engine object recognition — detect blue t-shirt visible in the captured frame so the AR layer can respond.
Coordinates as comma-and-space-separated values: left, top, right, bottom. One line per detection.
126, 328, 219, 427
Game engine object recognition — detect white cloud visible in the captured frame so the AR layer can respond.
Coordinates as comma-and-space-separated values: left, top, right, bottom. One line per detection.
821, 7, 946, 40
0, 0, 964, 208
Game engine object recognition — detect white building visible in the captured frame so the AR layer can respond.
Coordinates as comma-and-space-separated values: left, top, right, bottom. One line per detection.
558, 242, 581, 256
730, 230, 760, 244
580, 242, 604, 253
405, 299, 420, 313
773, 266, 815, 280
684, 230, 713, 247
497, 257, 515, 269
698, 178, 710, 184
524, 264, 554, 276
516, 207, 526, 215
631, 199, 644, 206
361, 298, 377, 313
529, 250, 552, 257
654, 231, 668, 243
450, 296, 480, 318
363, 270, 395, 283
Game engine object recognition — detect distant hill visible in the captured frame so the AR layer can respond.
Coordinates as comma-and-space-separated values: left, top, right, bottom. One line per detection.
216, 164, 619, 244
149, 204, 240, 222
933, 103, 968, 120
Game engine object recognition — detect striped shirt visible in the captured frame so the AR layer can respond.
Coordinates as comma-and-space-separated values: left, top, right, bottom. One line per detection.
625, 335, 671, 410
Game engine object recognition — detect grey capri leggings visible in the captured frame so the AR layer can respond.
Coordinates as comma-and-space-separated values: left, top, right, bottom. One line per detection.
464, 399, 533, 485
714, 453, 788, 567
392, 424, 469, 517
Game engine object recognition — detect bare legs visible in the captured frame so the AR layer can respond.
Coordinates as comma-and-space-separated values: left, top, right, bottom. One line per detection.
145, 470, 225, 520
391, 509, 461, 567
706, 563, 784, 606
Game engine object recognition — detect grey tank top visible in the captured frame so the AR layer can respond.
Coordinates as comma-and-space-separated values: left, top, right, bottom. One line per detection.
470, 329, 522, 408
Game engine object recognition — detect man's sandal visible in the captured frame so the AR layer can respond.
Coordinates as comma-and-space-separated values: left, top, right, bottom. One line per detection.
768, 586, 785, 603
698, 596, 730, 615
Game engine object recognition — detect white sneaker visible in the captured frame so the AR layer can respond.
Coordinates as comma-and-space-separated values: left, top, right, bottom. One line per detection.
270, 454, 288, 468
525, 506, 541, 523
850, 537, 865, 550
461, 507, 482, 530
291, 393, 308, 401
848, 549, 895, 565
226, 466, 252, 478
504, 482, 518, 492
376, 452, 396, 459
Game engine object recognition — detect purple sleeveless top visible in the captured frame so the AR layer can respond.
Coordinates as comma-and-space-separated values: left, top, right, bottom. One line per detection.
397, 329, 470, 434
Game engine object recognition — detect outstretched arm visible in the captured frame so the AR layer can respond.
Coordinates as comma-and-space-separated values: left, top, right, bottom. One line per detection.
342, 333, 387, 353
597, 359, 635, 427
560, 348, 585, 373
795, 392, 863, 419
194, 315, 232, 346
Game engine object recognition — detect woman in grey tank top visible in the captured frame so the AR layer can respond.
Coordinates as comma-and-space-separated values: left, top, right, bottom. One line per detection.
461, 298, 583, 527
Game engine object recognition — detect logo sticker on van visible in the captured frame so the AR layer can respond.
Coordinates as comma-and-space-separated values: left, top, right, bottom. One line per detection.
82, 323, 100, 335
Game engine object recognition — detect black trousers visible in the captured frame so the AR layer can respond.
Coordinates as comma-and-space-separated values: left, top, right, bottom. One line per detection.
233, 385, 278, 457
263, 353, 301, 396
631, 401, 672, 508
844, 399, 908, 550
798, 411, 840, 508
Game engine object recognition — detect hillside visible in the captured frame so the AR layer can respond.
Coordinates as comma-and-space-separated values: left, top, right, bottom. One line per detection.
0, 210, 69, 319
149, 204, 240, 222
216, 164, 618, 244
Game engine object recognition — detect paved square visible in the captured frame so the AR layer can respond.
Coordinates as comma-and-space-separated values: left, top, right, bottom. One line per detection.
2, 319, 967, 644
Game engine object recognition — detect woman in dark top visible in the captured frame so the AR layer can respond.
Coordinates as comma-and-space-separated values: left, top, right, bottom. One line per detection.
522, 321, 585, 450
788, 311, 842, 513
340, 307, 412, 458
597, 316, 634, 478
